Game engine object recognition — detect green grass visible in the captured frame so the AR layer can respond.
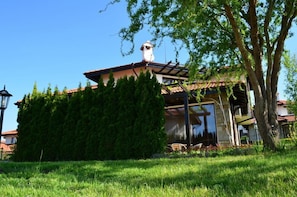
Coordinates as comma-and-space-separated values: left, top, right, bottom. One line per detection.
1, 150, 297, 196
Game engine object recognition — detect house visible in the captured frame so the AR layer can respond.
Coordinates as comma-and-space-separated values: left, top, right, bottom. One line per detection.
277, 100, 296, 138
0, 141, 11, 159
2, 130, 18, 145
84, 42, 254, 148
0, 130, 17, 159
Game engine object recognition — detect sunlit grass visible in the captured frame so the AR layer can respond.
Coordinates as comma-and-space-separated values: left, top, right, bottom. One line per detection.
1, 151, 297, 196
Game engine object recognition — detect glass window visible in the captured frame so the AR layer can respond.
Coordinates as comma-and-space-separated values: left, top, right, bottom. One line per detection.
165, 103, 217, 146
191, 104, 217, 146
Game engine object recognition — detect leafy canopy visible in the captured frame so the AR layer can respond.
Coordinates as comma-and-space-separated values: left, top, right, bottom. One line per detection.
284, 52, 297, 115
104, 1, 296, 71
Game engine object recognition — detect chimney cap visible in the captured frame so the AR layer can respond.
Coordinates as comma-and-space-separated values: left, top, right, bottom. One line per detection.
140, 41, 154, 51
140, 41, 155, 62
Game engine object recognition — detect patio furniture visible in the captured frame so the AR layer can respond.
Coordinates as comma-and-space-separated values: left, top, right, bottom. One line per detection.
171, 143, 187, 151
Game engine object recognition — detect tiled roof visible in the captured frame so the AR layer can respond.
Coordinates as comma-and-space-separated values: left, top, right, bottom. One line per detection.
161, 80, 244, 95
0, 141, 11, 152
16, 62, 246, 105
84, 61, 190, 83
1, 130, 18, 136
65, 80, 244, 96
66, 85, 97, 94
15, 86, 98, 105
278, 115, 296, 122
277, 100, 287, 105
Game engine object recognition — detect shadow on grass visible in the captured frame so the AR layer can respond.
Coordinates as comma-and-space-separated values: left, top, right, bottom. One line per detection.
1, 151, 297, 195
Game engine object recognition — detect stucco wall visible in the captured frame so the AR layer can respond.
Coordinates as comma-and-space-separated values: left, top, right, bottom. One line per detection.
100, 67, 163, 84
101, 67, 147, 84
277, 105, 289, 116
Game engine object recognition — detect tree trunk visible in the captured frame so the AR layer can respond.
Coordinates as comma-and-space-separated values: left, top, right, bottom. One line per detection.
224, 3, 282, 151
254, 95, 279, 151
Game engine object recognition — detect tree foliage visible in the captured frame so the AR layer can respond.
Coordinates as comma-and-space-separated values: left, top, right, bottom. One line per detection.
14, 71, 165, 161
105, 0, 297, 150
284, 52, 297, 116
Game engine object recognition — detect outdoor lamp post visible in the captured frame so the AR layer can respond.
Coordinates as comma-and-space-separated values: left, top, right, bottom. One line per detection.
0, 86, 12, 141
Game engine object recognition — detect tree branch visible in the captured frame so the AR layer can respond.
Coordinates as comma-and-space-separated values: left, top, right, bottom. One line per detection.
264, 0, 275, 53
272, 1, 297, 94
224, 3, 261, 98
264, 0, 276, 121
248, 0, 264, 80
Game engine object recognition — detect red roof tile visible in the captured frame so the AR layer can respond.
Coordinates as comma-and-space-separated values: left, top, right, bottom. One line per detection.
161, 80, 244, 94
66, 85, 97, 94
0, 141, 12, 152
2, 130, 18, 136
278, 115, 296, 122
277, 100, 287, 105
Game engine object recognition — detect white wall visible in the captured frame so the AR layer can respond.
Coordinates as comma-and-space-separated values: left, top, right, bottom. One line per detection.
277, 105, 289, 116
4, 136, 17, 145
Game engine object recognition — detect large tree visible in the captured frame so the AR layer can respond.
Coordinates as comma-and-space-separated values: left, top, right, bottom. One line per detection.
105, 0, 297, 150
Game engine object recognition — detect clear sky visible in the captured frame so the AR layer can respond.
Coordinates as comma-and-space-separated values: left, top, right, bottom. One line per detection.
0, 1, 296, 133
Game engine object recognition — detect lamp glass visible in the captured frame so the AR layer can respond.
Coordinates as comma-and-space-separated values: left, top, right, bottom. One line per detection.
1, 96, 9, 109
0, 88, 12, 110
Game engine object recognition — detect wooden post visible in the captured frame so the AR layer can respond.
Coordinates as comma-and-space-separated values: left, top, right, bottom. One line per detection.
184, 92, 191, 148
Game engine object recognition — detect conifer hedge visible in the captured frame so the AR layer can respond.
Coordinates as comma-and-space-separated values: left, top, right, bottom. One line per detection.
14, 71, 166, 161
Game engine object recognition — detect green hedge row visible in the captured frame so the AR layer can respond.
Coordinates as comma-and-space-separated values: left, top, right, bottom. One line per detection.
14, 71, 166, 161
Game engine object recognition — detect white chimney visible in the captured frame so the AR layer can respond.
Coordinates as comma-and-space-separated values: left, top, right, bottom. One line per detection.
140, 41, 154, 62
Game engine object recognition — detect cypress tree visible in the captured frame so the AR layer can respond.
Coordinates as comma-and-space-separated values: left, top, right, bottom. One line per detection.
114, 76, 136, 159
73, 82, 93, 160
47, 87, 68, 161
98, 73, 117, 160
14, 94, 32, 161
60, 84, 82, 160
146, 73, 166, 154
37, 86, 53, 161
15, 71, 166, 161
133, 71, 166, 158
28, 85, 47, 161
85, 78, 105, 160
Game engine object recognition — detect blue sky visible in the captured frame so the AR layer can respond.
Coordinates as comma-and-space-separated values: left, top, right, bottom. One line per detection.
0, 1, 296, 133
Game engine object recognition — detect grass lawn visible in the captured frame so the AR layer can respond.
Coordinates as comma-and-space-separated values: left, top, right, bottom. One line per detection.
1, 150, 297, 197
